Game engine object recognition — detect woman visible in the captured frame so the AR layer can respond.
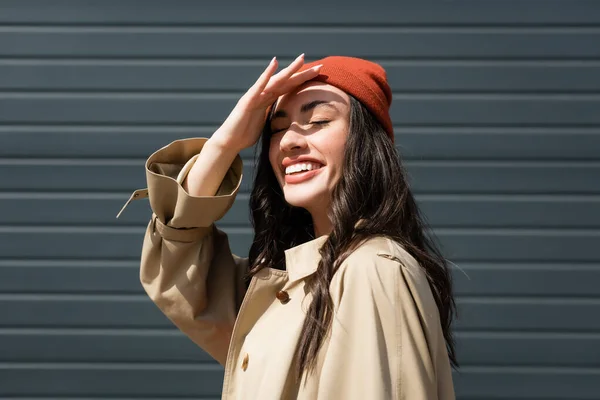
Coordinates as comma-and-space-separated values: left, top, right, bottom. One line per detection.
123, 54, 457, 399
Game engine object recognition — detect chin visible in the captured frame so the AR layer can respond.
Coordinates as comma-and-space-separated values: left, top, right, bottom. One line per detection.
282, 187, 329, 210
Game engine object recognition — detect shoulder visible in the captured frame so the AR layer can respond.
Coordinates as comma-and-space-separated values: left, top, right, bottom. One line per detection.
339, 235, 425, 282
330, 236, 433, 308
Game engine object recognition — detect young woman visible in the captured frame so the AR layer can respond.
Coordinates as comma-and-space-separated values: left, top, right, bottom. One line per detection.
124, 54, 457, 399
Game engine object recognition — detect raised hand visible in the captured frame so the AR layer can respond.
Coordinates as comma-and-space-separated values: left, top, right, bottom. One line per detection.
209, 54, 323, 153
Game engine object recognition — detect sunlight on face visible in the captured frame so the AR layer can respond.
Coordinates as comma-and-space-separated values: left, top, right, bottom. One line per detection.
268, 82, 350, 214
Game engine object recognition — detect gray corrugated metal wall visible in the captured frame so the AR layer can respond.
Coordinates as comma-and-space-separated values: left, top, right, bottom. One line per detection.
0, 0, 599, 398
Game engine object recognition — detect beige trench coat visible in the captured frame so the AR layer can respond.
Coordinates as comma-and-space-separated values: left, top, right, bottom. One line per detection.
121, 137, 455, 400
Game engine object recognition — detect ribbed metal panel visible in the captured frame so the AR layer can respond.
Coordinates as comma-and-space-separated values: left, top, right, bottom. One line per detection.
1, 1, 599, 398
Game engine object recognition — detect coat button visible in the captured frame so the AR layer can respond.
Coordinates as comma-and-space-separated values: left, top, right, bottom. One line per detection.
276, 290, 290, 304
241, 353, 249, 371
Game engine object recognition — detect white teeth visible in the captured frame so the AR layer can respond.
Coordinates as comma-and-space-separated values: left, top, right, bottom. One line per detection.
285, 162, 321, 175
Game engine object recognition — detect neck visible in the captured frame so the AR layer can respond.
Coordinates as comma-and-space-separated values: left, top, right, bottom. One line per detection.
310, 208, 332, 238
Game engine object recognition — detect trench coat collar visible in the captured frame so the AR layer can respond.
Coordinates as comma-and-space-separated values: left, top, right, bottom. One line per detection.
284, 235, 329, 284
282, 219, 368, 283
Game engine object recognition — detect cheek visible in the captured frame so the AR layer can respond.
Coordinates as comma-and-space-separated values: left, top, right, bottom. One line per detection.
328, 149, 346, 180
320, 128, 348, 173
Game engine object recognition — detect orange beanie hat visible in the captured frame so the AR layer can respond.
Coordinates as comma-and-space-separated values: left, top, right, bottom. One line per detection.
298, 56, 394, 141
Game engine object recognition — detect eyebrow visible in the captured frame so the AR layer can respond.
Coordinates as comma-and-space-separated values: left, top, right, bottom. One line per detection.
271, 100, 336, 121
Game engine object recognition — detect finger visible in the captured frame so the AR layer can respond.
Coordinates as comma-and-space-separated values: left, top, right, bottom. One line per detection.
265, 64, 323, 97
249, 57, 279, 95
263, 53, 306, 91
274, 53, 306, 80
287, 64, 323, 86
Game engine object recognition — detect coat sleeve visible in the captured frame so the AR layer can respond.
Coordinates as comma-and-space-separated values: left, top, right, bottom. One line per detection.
138, 137, 248, 366
316, 245, 454, 400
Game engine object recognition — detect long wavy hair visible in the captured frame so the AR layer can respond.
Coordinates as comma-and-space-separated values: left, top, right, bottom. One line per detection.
248, 96, 458, 379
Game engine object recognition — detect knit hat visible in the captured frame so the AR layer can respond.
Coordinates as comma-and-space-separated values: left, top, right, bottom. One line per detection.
298, 56, 394, 141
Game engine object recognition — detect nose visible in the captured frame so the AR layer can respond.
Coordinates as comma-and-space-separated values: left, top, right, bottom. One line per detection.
279, 127, 307, 152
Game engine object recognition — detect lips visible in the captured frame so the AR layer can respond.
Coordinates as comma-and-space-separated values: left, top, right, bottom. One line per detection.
282, 156, 324, 171
281, 156, 325, 184
284, 166, 324, 184
285, 161, 323, 175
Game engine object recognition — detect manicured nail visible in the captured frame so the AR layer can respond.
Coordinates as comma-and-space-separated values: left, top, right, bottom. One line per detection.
270, 56, 276, 65
312, 64, 323, 71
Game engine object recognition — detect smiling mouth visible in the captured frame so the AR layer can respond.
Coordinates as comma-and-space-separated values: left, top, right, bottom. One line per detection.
284, 162, 324, 175
283, 163, 325, 184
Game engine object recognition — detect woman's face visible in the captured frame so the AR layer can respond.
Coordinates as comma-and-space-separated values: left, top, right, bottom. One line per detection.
268, 82, 350, 212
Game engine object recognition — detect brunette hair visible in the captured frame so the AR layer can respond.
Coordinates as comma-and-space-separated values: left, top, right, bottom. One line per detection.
248, 96, 458, 378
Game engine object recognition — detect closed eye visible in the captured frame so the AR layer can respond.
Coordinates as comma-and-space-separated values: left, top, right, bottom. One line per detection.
271, 120, 330, 135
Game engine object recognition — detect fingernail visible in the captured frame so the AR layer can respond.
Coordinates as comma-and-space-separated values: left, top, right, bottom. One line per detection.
298, 53, 305, 59
270, 56, 277, 65
313, 64, 323, 70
